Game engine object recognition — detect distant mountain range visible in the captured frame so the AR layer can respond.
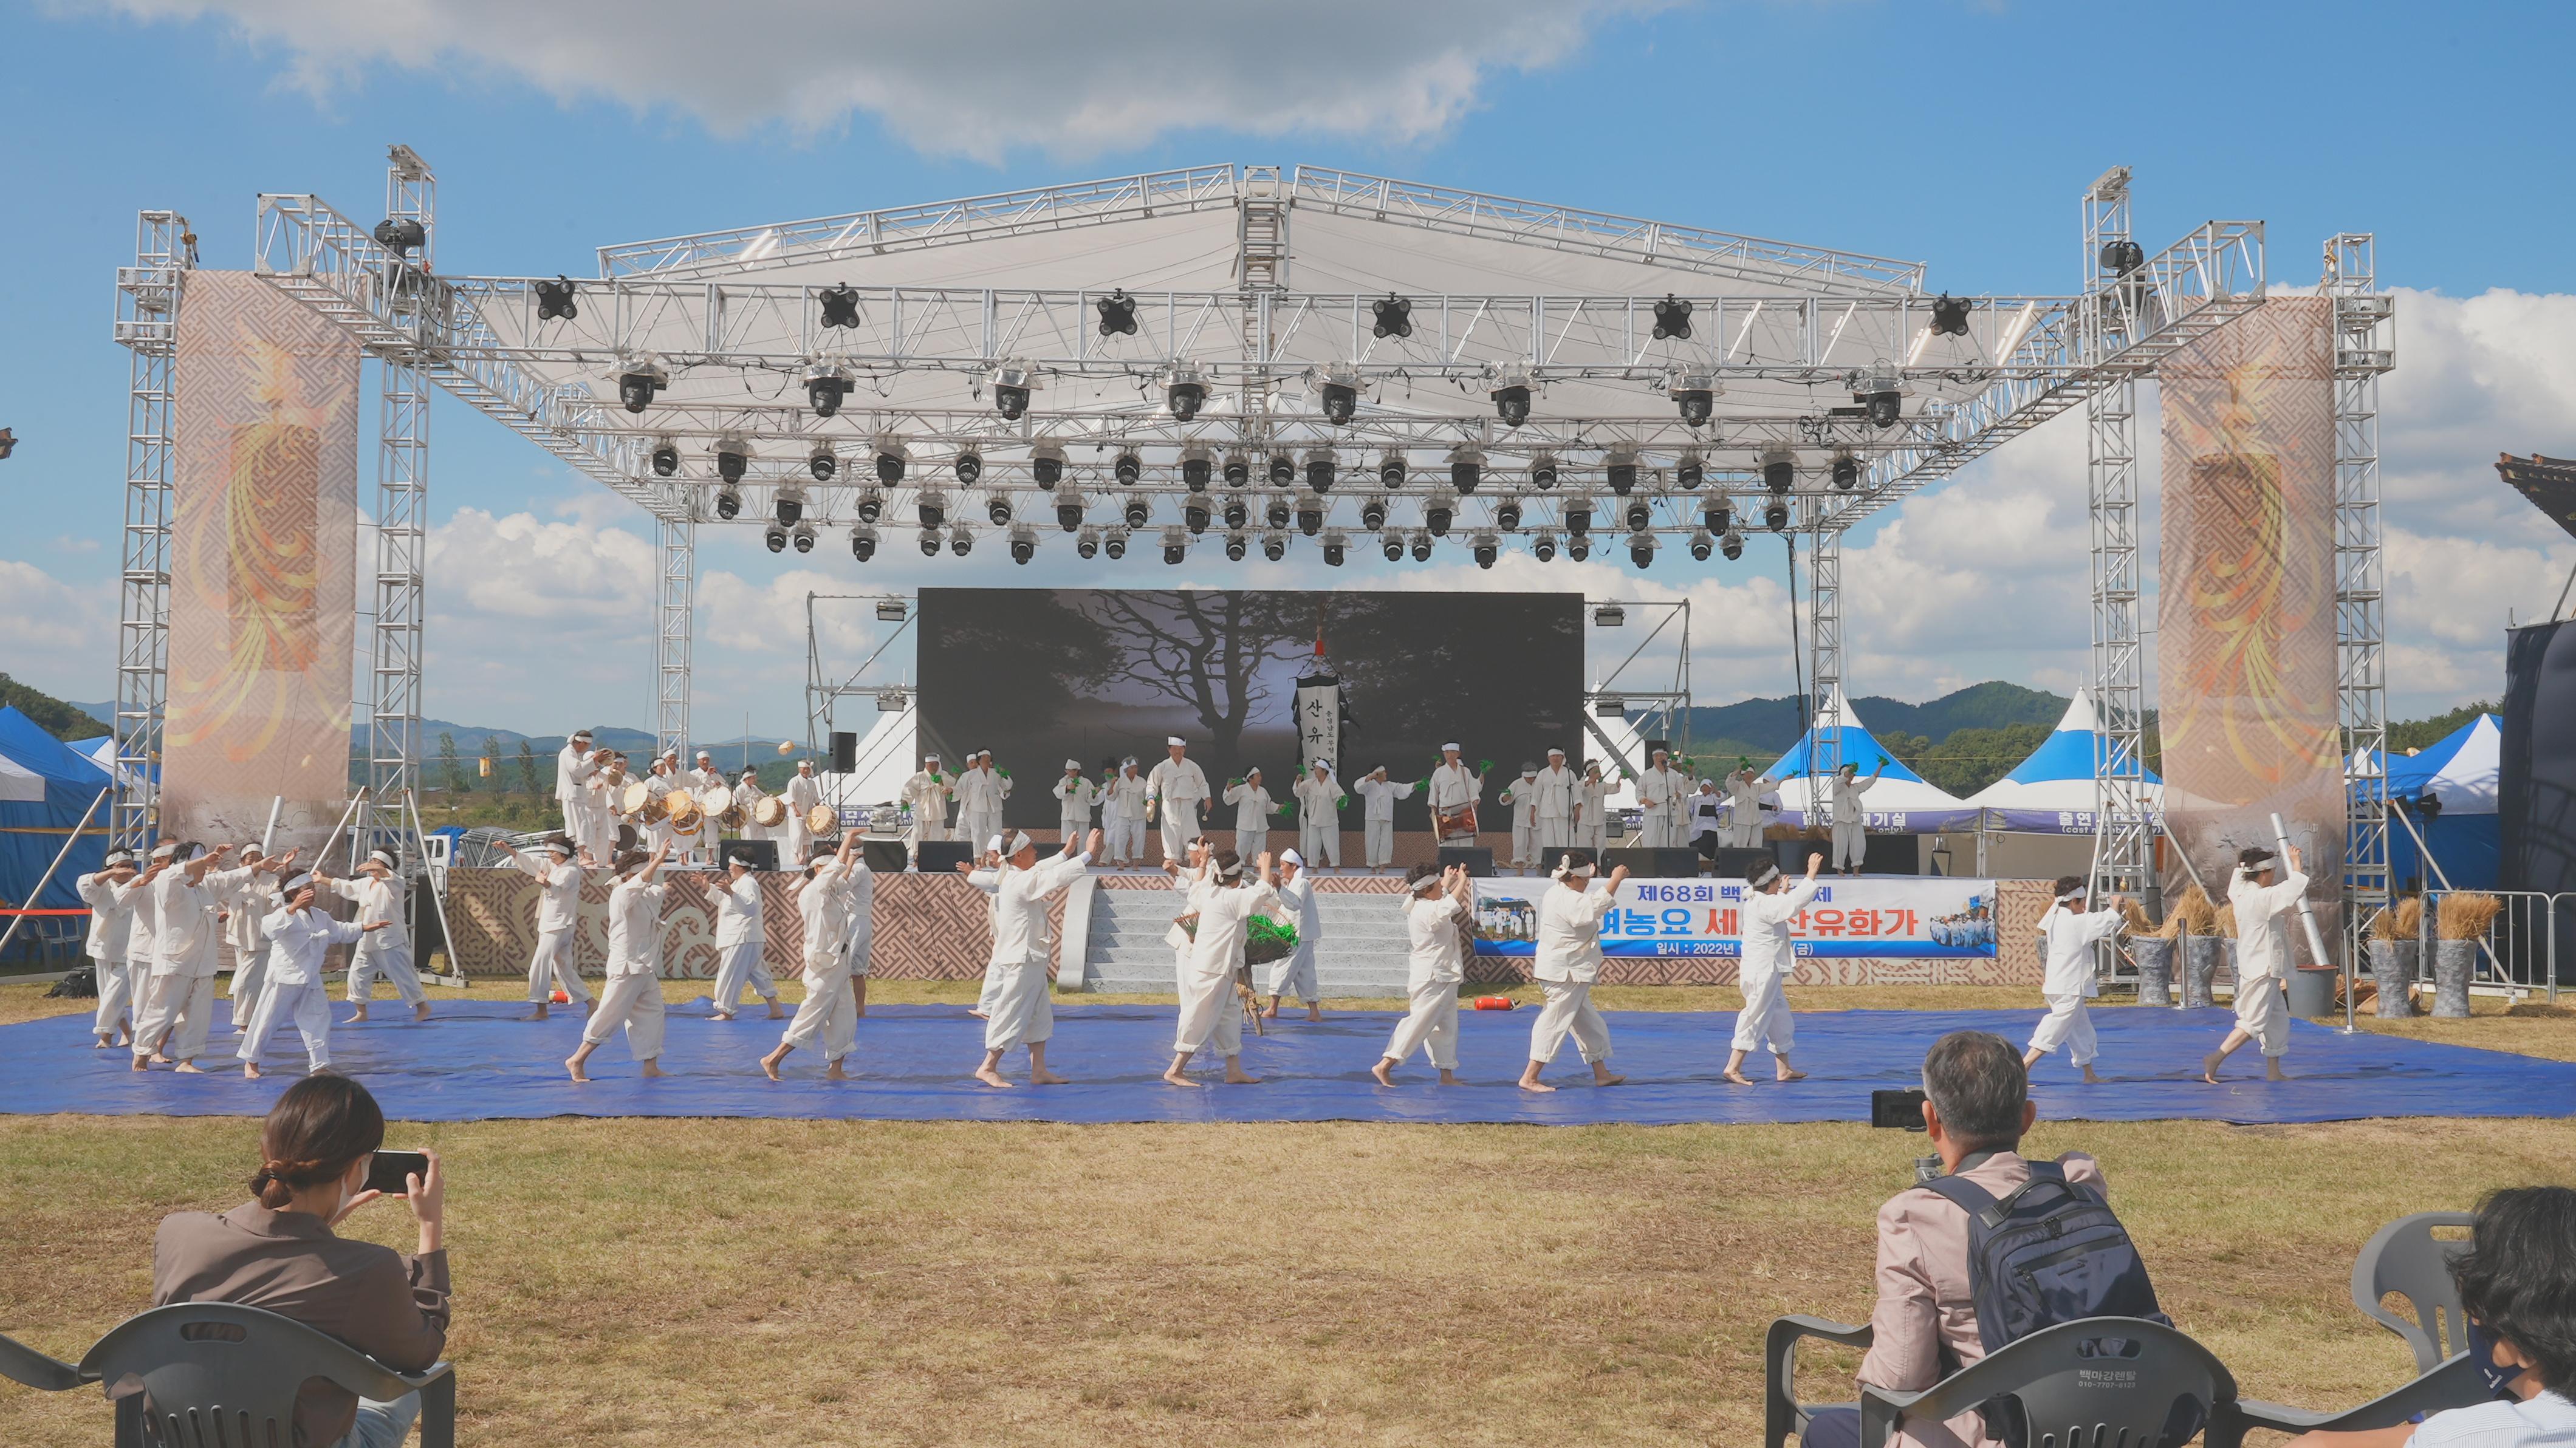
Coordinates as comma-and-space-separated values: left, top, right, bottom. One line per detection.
65, 703, 818, 779
1643, 681, 2074, 762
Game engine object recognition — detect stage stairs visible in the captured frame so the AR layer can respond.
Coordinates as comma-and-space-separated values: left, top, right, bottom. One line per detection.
1079, 883, 1414, 997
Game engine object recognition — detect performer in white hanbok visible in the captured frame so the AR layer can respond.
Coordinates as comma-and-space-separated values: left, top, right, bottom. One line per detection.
1147, 737, 1212, 866
1686, 780, 1727, 861
578, 752, 625, 864
900, 754, 952, 858
1532, 748, 1580, 858
1165, 849, 1281, 1087
1263, 848, 1324, 1021
733, 768, 772, 845
687, 751, 727, 795
1223, 767, 1280, 864
495, 835, 591, 1020
1827, 760, 1885, 875
222, 844, 292, 1033
1053, 759, 1100, 846
1498, 764, 1543, 872
2025, 875, 2125, 1084
708, 849, 785, 1020
1636, 748, 1691, 850
326, 849, 429, 1023
238, 871, 385, 1079
134, 844, 260, 1072
639, 757, 679, 856
555, 729, 598, 842
75, 849, 143, 1048
954, 752, 1012, 854
1577, 762, 1617, 857
1427, 745, 1484, 850
2205, 844, 2308, 1083
782, 757, 824, 866
1519, 856, 1628, 1092
1374, 863, 1472, 1085
1104, 758, 1151, 866
761, 831, 871, 1081
1726, 852, 1823, 1085
1354, 766, 1413, 872
965, 836, 1009, 1019
970, 829, 1100, 1088
566, 842, 672, 1081
1157, 839, 1213, 996
1292, 760, 1344, 870
1724, 766, 1777, 849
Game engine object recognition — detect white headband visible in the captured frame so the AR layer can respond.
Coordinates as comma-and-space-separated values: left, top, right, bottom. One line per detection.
1007, 832, 1032, 855
544, 839, 574, 858
1312, 758, 1331, 770
104, 849, 135, 867
2055, 885, 2088, 903
1748, 860, 1783, 887
368, 850, 397, 870
1552, 856, 1596, 879
1064, 759, 1081, 770
1280, 849, 1304, 867
1214, 857, 1245, 880
281, 872, 315, 894
1166, 736, 1186, 747
1442, 742, 1460, 752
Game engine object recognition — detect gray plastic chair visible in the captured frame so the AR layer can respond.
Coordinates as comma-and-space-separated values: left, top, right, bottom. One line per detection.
0, 1328, 90, 1392
1766, 1316, 2233, 1448
2351, 1211, 2474, 1373
79, 1301, 454, 1448
2224, 1352, 2489, 1441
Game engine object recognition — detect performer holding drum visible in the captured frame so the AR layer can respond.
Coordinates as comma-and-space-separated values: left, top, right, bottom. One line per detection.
1428, 744, 1484, 853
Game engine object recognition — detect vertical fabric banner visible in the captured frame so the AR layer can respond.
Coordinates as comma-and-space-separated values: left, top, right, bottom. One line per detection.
2157, 296, 2343, 955
162, 271, 361, 858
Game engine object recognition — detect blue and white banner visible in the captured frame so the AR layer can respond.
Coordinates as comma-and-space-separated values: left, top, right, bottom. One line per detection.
1468, 876, 1999, 960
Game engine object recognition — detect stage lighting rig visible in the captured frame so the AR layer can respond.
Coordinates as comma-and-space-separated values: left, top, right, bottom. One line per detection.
1160, 527, 1188, 565
1222, 497, 1249, 531
950, 525, 973, 557
1627, 532, 1656, 570
1929, 293, 1973, 336
1360, 497, 1388, 531
774, 483, 806, 527
818, 284, 862, 330
1057, 494, 1086, 531
1120, 496, 1152, 530
875, 439, 909, 485
1652, 293, 1693, 340
1294, 497, 1323, 536
1372, 293, 1413, 339
1183, 497, 1211, 535
1489, 363, 1533, 427
1180, 445, 1213, 491
1496, 497, 1524, 531
990, 359, 1037, 420
535, 276, 578, 322
1270, 494, 1296, 531
792, 522, 817, 554
372, 217, 425, 258
855, 491, 883, 524
650, 440, 679, 477
1267, 452, 1295, 487
1450, 444, 1484, 493
804, 362, 854, 418
1224, 532, 1248, 562
1564, 496, 1594, 537
1077, 526, 1101, 559
808, 445, 837, 483
1568, 536, 1592, 562
1304, 448, 1337, 492
918, 530, 942, 558
1114, 449, 1143, 485
1529, 452, 1558, 490
763, 525, 787, 553
1668, 366, 1716, 426
1380, 531, 1403, 562
1010, 526, 1036, 565
1471, 533, 1498, 570
1424, 492, 1457, 537
2099, 239, 2146, 276
1096, 289, 1139, 337
987, 495, 1013, 527
918, 491, 947, 530
953, 449, 982, 485
1166, 363, 1208, 422
1222, 452, 1250, 488
1318, 362, 1362, 425
1605, 446, 1640, 496
1379, 450, 1406, 488
1764, 499, 1790, 531
1703, 498, 1732, 533
1262, 532, 1287, 562
1408, 531, 1433, 562
1831, 451, 1859, 491
1688, 529, 1714, 562
1675, 451, 1705, 490
1322, 531, 1349, 567
1759, 442, 1795, 496
850, 526, 877, 562
1623, 497, 1651, 533
1104, 528, 1128, 561
1031, 440, 1065, 489
615, 355, 668, 414
714, 437, 748, 484
714, 486, 741, 521
1533, 532, 1558, 562
1721, 528, 1744, 561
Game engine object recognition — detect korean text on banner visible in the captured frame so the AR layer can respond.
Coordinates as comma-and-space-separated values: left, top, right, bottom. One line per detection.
1466, 876, 2001, 959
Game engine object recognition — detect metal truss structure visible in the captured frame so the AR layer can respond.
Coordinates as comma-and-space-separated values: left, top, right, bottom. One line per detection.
2083, 168, 2154, 904
109, 212, 195, 852
1581, 598, 1693, 779
2329, 236, 2396, 955
360, 145, 436, 861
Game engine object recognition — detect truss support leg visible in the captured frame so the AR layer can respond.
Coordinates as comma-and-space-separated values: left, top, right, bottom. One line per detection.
363, 147, 434, 864
111, 213, 190, 855
657, 506, 695, 762
2331, 234, 2394, 997
2083, 169, 2152, 907
1807, 525, 1843, 785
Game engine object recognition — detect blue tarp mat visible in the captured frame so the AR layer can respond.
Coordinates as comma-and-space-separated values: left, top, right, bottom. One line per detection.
9, 1003, 2575, 1126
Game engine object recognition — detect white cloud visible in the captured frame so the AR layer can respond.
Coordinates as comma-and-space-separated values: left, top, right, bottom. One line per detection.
0, 560, 115, 704
75, 0, 1667, 160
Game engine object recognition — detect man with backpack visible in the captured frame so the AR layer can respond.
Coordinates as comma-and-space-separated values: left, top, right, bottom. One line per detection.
1802, 1030, 2171, 1448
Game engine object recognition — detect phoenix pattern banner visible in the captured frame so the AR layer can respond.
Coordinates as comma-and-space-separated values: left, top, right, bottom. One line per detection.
162, 271, 361, 856
2157, 297, 2343, 950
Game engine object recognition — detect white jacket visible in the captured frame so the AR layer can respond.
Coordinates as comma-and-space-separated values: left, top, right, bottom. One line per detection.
1428, 762, 1483, 813
1499, 776, 1542, 828
796, 859, 869, 971
713, 871, 762, 949
2229, 867, 2311, 980
1224, 780, 1278, 832
75, 872, 137, 961
1106, 771, 1152, 821
515, 855, 584, 934
1530, 765, 1580, 821
1534, 883, 1614, 985
1183, 879, 1283, 982
258, 906, 367, 989
1148, 757, 1211, 811
1294, 773, 1345, 823
555, 743, 596, 803
324, 873, 407, 954
1739, 878, 1822, 980
605, 876, 666, 978
2038, 902, 2122, 998
1053, 775, 1100, 819
1404, 893, 1470, 988
970, 850, 1092, 966
1354, 776, 1412, 824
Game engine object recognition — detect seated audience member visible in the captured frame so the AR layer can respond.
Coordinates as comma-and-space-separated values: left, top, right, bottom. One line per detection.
2291, 1186, 2576, 1448
145, 1074, 450, 1448
1804, 1030, 2114, 1448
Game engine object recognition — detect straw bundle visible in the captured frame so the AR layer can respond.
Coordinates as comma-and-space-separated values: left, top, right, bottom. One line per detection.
2154, 884, 2218, 938
2120, 898, 2156, 935
2437, 893, 2502, 942
2213, 903, 2239, 938
2368, 897, 2425, 940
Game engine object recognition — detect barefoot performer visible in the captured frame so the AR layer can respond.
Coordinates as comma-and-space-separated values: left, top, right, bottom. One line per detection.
1518, 853, 1628, 1093
1166, 849, 1281, 1087
2204, 844, 2307, 1084
1726, 852, 1822, 1085
494, 834, 591, 1020
761, 832, 870, 1081
1262, 848, 1324, 1022
326, 850, 430, 1025
707, 850, 785, 1021
2025, 874, 2125, 1084
969, 829, 1100, 1088
567, 842, 672, 1082
1375, 863, 1471, 1086
238, 872, 386, 1079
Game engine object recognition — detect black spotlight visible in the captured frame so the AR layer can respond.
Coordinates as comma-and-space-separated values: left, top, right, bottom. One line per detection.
716, 446, 747, 484
919, 530, 942, 558
1866, 389, 1903, 429
1183, 498, 1210, 535
1530, 455, 1558, 490
1379, 452, 1405, 488
1673, 380, 1715, 426
1124, 497, 1151, 529
1182, 451, 1212, 491
1676, 453, 1704, 489
855, 492, 883, 524
1721, 530, 1744, 561
950, 527, 972, 558
1652, 294, 1694, 340
993, 378, 1030, 421
1168, 377, 1207, 422
1408, 531, 1433, 562
818, 284, 861, 329
763, 525, 787, 553
1105, 531, 1128, 561
875, 449, 907, 485
1606, 454, 1639, 495
1624, 498, 1651, 532
1115, 451, 1143, 485
954, 451, 982, 485
1628, 534, 1655, 569
1566, 500, 1593, 536
806, 373, 852, 418
1222, 454, 1250, 488
792, 524, 816, 554
1162, 534, 1186, 566
649, 442, 679, 477
1764, 499, 1790, 531
372, 217, 425, 257
1426, 499, 1454, 536
1689, 530, 1714, 562
1295, 500, 1323, 536
535, 276, 578, 322
1224, 533, 1247, 561
1011, 531, 1035, 565
1372, 293, 1413, 339
1764, 456, 1794, 494
987, 496, 1013, 527
809, 449, 836, 483
617, 369, 662, 414
1831, 456, 1858, 491
1451, 454, 1482, 493
1360, 498, 1389, 531
1492, 384, 1531, 427
1270, 496, 1295, 530
1222, 497, 1248, 531
1077, 529, 1100, 560
1267, 453, 1295, 487
851, 527, 877, 562
1930, 293, 1972, 336
1057, 497, 1084, 532
1568, 536, 1592, 562
1497, 498, 1524, 531
1703, 500, 1732, 533
1304, 452, 1335, 492
1262, 533, 1286, 561
1322, 535, 1347, 566
1473, 535, 1498, 569
1380, 531, 1403, 562
1033, 449, 1064, 489
1320, 379, 1358, 424
919, 494, 947, 529
714, 487, 741, 521
1095, 289, 1138, 336
775, 492, 804, 527
2098, 239, 2146, 276
1534, 533, 1558, 562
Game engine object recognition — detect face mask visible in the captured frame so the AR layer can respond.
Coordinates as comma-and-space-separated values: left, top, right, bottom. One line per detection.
2465, 1318, 2529, 1398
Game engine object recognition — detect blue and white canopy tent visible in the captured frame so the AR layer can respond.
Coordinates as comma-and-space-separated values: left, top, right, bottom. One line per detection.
1964, 690, 2163, 834
0, 707, 114, 961
2366, 713, 2500, 890
1766, 688, 1979, 832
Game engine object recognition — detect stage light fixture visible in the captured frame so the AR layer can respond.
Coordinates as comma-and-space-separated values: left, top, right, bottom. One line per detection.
1077, 526, 1100, 560
1831, 453, 1859, 491
1929, 293, 1972, 336
1689, 529, 1714, 562
953, 449, 981, 485
1180, 445, 1213, 491
990, 360, 1036, 420
1379, 451, 1406, 488
1304, 448, 1337, 492
1184, 497, 1211, 535
818, 284, 861, 330
1534, 532, 1558, 562
2098, 239, 2146, 276
1652, 294, 1694, 341
775, 486, 805, 528
1095, 289, 1139, 337
919, 529, 942, 558
1722, 528, 1744, 561
987, 496, 1013, 527
650, 440, 679, 477
1854, 361, 1904, 429
918, 491, 948, 530
1010, 526, 1036, 566
1605, 446, 1640, 496
851, 525, 878, 562
1104, 529, 1128, 561
372, 217, 426, 257
804, 363, 853, 418
1564, 498, 1594, 537
714, 486, 741, 521
1760, 443, 1795, 495
714, 440, 748, 483
1623, 497, 1651, 532
1222, 452, 1250, 488
1031, 442, 1065, 489
1222, 497, 1248, 531
1472, 533, 1499, 570
1267, 452, 1295, 487
1360, 497, 1388, 531
1057, 495, 1085, 532
1568, 536, 1592, 562
1408, 531, 1433, 562
1124, 497, 1151, 530
1319, 363, 1361, 425
1106, 449, 1139, 486
1451, 445, 1483, 493
1764, 499, 1790, 531
950, 525, 973, 558
763, 525, 787, 553
532, 275, 578, 323
1270, 495, 1295, 531
1294, 498, 1323, 536
1160, 527, 1187, 565
1594, 604, 1625, 627
1676, 451, 1705, 490
1490, 364, 1533, 427
1372, 293, 1413, 339
1669, 366, 1717, 426
1380, 531, 1403, 562
875, 440, 908, 485
1262, 532, 1287, 562
792, 522, 816, 554
1628, 532, 1656, 570
1496, 497, 1524, 531
1425, 493, 1456, 537
1322, 533, 1348, 567
1703, 498, 1732, 533
809, 446, 837, 483
1529, 452, 1558, 490
615, 356, 668, 414
855, 491, 883, 525
1224, 532, 1248, 561
1166, 364, 1208, 422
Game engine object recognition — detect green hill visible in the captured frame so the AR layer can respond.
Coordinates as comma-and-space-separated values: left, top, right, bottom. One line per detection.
1660, 682, 2070, 759
1, 674, 109, 741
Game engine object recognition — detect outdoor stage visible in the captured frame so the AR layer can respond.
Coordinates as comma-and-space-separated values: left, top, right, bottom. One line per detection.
10, 1003, 2572, 1127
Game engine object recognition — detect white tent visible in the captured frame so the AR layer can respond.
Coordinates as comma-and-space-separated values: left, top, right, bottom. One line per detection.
822, 704, 919, 812
1963, 690, 2163, 833
1764, 687, 1979, 831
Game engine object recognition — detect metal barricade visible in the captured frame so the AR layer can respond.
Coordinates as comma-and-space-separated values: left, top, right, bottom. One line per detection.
2417, 888, 2559, 1000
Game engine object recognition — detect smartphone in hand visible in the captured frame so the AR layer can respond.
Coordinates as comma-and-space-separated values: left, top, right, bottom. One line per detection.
1869, 1088, 1930, 1132
364, 1150, 431, 1197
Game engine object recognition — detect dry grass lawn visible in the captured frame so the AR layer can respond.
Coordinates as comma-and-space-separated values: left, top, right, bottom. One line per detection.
4, 977, 2574, 1446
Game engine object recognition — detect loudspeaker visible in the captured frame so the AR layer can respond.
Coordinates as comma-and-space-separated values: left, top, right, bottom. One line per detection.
2504, 618, 2576, 901
829, 730, 857, 773
1773, 835, 1922, 875
1540, 847, 1596, 875
915, 840, 975, 873
719, 838, 778, 872
1706, 846, 1775, 881
1601, 847, 1702, 878
1437, 846, 1495, 877
860, 839, 909, 873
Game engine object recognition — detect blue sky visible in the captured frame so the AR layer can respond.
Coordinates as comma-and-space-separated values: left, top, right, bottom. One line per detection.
4, 0, 2571, 736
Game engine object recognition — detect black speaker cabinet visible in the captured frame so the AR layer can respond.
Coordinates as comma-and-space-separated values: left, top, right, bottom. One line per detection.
1705, 846, 1776, 881
1436, 845, 1496, 877
829, 730, 858, 773
914, 840, 976, 873
860, 838, 910, 873
1771, 835, 1922, 875
1540, 847, 1597, 875
1600, 847, 1703, 877
719, 838, 778, 872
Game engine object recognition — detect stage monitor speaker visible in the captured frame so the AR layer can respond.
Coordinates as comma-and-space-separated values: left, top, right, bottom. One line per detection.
1771, 835, 1923, 876
1706, 846, 1774, 881
860, 839, 910, 873
1437, 846, 1496, 877
914, 840, 975, 873
719, 838, 778, 872
1540, 847, 1597, 875
829, 730, 858, 773
1601, 847, 1702, 878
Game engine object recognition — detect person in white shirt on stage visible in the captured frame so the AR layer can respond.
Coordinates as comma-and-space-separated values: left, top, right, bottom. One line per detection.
2205, 844, 2309, 1083
1636, 748, 1691, 850
1292, 760, 1343, 870
1224, 767, 1280, 864
1427, 744, 1484, 850
688, 751, 726, 794
1148, 737, 1213, 866
1104, 758, 1151, 866
639, 757, 679, 857
762, 832, 871, 1081
954, 751, 1012, 855
899, 753, 952, 860
1727, 853, 1823, 1085
1354, 765, 1413, 872
1052, 759, 1100, 847
1532, 748, 1580, 859
555, 729, 598, 843
237, 871, 386, 1079
708, 850, 784, 1020
325, 849, 429, 1024
782, 757, 824, 866
1828, 760, 1885, 875
1375, 863, 1471, 1086
1577, 761, 1617, 857
494, 835, 591, 1020
2025, 875, 2124, 1084
1519, 855, 1628, 1093
1687, 779, 1728, 861
222, 844, 292, 1034
1724, 765, 1776, 849
1264, 847, 1324, 1022
76, 849, 143, 1049
578, 751, 624, 864
969, 829, 1100, 1088
733, 767, 772, 845
566, 842, 673, 1082
1165, 849, 1281, 1088
1498, 764, 1543, 873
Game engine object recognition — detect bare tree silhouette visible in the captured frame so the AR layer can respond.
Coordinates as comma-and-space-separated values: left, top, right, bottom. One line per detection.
1082, 591, 1310, 763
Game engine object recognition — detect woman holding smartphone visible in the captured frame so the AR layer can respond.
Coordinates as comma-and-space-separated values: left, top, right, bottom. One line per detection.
146, 1075, 449, 1448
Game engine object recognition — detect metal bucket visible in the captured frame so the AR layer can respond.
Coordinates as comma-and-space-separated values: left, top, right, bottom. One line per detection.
2287, 966, 2338, 1019
2132, 937, 2174, 1006
2369, 939, 2419, 1019
2182, 936, 2224, 1009
2431, 940, 2477, 1018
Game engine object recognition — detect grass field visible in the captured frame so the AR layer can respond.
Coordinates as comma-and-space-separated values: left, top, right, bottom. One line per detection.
3, 978, 2572, 1446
